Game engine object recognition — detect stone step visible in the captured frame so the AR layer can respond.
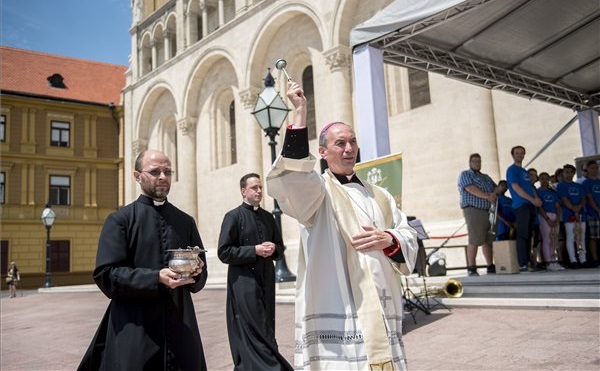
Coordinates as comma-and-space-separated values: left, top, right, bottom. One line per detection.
35, 268, 600, 310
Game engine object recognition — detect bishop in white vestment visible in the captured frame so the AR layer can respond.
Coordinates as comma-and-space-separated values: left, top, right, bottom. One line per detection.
267, 81, 419, 370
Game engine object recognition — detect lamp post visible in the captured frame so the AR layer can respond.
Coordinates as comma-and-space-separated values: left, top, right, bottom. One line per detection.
252, 68, 296, 283
41, 204, 56, 288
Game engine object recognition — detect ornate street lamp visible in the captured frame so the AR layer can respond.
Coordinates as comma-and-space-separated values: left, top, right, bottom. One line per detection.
252, 68, 296, 283
41, 203, 56, 288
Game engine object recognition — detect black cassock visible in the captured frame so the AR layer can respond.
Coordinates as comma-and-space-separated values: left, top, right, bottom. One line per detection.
79, 195, 208, 371
217, 203, 293, 371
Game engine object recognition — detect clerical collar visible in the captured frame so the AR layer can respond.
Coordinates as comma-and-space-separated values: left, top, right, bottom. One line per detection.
242, 202, 259, 211
138, 195, 167, 207
333, 172, 363, 186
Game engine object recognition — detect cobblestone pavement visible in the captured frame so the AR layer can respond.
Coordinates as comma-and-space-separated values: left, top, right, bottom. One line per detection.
1, 288, 598, 370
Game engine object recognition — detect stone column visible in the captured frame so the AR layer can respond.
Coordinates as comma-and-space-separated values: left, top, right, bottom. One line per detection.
164, 30, 171, 61
324, 45, 353, 126
201, 2, 208, 38
239, 87, 263, 177
130, 25, 139, 79
175, 0, 186, 50
218, 0, 225, 26
137, 46, 144, 76
151, 39, 157, 71
176, 116, 198, 219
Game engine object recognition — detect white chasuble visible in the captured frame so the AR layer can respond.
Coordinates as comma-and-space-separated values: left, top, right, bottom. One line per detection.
267, 155, 418, 371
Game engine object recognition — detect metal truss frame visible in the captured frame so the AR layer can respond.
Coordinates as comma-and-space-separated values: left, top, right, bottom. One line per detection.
367, 0, 599, 111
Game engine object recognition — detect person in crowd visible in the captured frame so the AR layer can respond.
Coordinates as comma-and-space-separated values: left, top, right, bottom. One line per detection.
495, 180, 515, 241
506, 146, 543, 273
217, 173, 293, 371
457, 153, 497, 276
557, 164, 587, 269
552, 167, 567, 259
6, 261, 20, 298
536, 172, 564, 271
267, 80, 418, 370
528, 168, 539, 188
79, 149, 208, 371
528, 168, 544, 270
551, 168, 564, 191
582, 160, 600, 266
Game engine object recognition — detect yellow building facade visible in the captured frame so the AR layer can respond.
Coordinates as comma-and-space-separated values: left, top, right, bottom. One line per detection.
1, 47, 126, 288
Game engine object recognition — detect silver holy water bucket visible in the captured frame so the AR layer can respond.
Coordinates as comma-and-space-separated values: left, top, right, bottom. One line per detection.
166, 246, 201, 280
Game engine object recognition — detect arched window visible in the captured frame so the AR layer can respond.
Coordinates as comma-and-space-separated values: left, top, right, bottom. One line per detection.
166, 17, 177, 59
154, 26, 165, 67
408, 68, 431, 109
140, 34, 153, 75
229, 101, 237, 164
302, 66, 316, 140
146, 113, 178, 180
214, 93, 236, 169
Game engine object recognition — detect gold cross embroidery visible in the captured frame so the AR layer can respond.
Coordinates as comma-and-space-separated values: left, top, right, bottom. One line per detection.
370, 360, 394, 371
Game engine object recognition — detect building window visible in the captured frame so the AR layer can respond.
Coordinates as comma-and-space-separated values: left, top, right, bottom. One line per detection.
49, 240, 70, 273
0, 114, 5, 142
408, 68, 431, 109
302, 66, 316, 140
229, 101, 237, 165
49, 175, 71, 205
51, 121, 70, 147
0, 172, 5, 204
214, 93, 236, 169
0, 241, 7, 275
47, 73, 67, 89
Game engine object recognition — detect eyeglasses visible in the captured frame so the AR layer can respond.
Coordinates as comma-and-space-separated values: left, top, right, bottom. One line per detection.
141, 169, 175, 177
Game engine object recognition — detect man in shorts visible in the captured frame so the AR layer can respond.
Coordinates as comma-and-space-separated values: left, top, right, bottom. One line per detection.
458, 153, 498, 276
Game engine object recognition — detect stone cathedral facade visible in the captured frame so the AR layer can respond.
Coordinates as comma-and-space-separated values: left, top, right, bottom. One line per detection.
124, 0, 581, 282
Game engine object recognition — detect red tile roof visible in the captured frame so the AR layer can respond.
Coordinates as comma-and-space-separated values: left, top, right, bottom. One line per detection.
0, 46, 127, 106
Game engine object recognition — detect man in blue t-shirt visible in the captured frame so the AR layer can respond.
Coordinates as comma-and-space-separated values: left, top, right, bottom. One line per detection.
558, 164, 588, 268
582, 160, 600, 266
537, 172, 564, 271
495, 180, 515, 241
506, 146, 542, 272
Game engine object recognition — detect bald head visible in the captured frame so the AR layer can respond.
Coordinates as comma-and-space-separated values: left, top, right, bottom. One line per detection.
133, 149, 173, 201
135, 150, 171, 172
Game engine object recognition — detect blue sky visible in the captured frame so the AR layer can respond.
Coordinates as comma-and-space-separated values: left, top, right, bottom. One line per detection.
1, 0, 132, 66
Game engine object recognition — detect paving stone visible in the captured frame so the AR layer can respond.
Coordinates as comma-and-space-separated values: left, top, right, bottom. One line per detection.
1, 288, 598, 370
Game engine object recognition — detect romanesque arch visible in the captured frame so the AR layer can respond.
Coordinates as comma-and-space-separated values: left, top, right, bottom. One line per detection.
135, 82, 178, 159
246, 4, 325, 92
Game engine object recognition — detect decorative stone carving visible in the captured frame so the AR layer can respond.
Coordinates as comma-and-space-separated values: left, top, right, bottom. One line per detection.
132, 139, 148, 157
178, 117, 197, 136
324, 45, 351, 72
132, 0, 143, 24
239, 88, 259, 111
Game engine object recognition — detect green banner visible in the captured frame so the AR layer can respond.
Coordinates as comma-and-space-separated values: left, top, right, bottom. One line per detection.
354, 152, 403, 209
